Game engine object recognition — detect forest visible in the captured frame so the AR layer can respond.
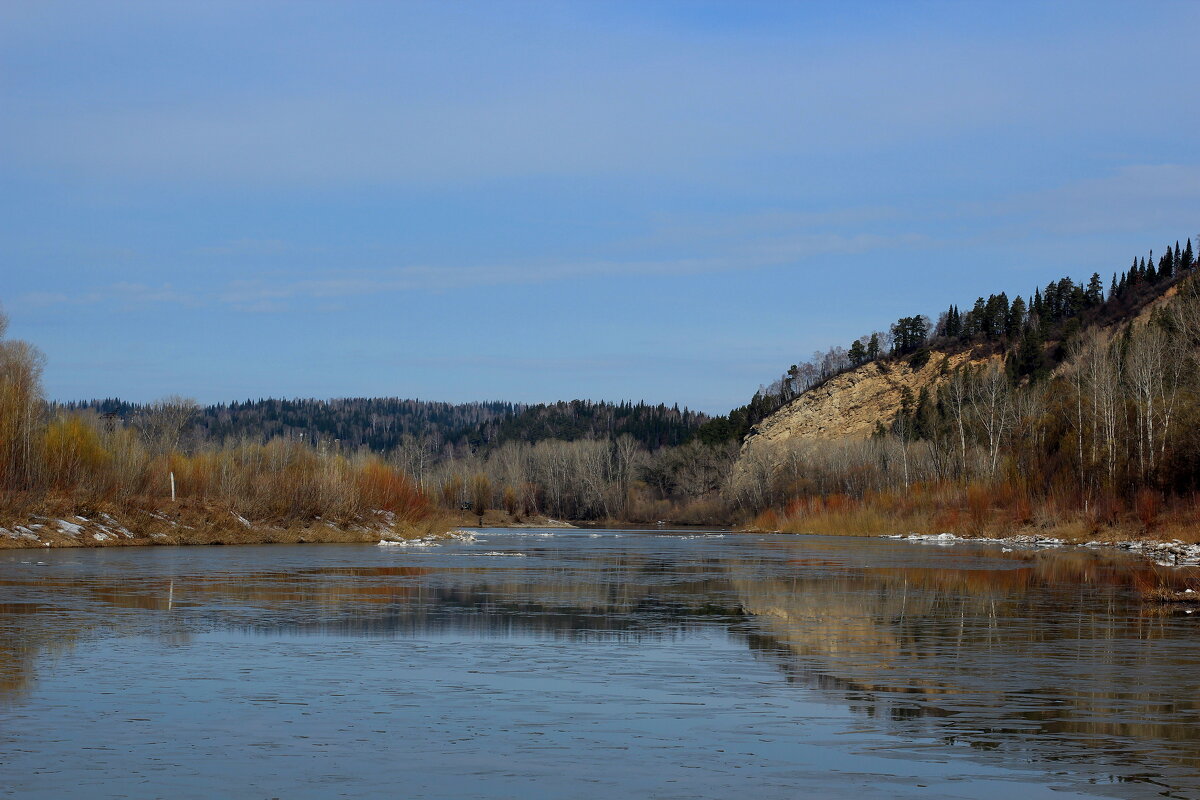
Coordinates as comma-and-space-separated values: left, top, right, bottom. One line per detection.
60, 397, 704, 458
3, 235, 1200, 539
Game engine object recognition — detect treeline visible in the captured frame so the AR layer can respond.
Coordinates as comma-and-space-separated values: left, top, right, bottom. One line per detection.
481, 400, 703, 451
420, 438, 739, 524
63, 397, 520, 458
61, 397, 705, 457
5, 310, 721, 526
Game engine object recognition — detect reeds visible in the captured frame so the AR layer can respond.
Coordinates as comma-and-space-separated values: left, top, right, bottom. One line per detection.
2, 409, 434, 528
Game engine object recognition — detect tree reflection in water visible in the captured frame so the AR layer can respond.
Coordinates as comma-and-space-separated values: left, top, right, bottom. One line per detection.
0, 532, 1197, 794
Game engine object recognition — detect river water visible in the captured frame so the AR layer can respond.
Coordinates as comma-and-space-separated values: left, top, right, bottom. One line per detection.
1, 528, 1198, 799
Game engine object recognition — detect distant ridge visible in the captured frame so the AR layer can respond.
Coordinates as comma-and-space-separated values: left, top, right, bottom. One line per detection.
57, 397, 708, 455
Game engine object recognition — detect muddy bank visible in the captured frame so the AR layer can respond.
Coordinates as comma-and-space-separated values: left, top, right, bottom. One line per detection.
0, 505, 462, 550
0, 503, 575, 550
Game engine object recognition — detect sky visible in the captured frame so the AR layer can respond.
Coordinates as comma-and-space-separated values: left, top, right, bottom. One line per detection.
2, 1, 1199, 414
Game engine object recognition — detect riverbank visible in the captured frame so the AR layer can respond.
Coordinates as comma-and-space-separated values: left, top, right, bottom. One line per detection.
0, 507, 442, 550
0, 501, 578, 550
884, 531, 1200, 567
740, 505, 1200, 568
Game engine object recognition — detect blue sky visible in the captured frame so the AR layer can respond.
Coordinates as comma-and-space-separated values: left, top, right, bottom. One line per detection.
3, 1, 1199, 413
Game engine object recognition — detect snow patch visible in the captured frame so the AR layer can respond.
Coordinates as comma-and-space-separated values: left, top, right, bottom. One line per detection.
887, 531, 1200, 567
55, 519, 83, 536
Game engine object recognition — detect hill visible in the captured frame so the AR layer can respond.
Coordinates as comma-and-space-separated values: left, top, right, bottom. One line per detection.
724, 235, 1197, 453
726, 234, 1200, 540
58, 397, 707, 456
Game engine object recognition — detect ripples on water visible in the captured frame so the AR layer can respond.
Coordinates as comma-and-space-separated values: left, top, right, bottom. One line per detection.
0, 529, 1198, 799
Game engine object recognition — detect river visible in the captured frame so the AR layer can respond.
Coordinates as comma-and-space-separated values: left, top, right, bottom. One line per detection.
1, 528, 1198, 799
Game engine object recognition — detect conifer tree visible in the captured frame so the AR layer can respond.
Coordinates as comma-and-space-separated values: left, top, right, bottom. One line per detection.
1006, 296, 1026, 340
1011, 322, 1046, 382
848, 339, 866, 366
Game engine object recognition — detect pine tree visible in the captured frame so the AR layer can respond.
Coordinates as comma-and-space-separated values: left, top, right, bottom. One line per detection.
866, 333, 880, 361
848, 339, 866, 366
1184, 239, 1195, 271
1086, 272, 1104, 306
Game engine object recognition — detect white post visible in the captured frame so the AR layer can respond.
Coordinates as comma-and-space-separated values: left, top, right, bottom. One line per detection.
170, 471, 176, 502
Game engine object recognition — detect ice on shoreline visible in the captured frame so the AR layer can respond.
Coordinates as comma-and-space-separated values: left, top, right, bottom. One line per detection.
377, 528, 478, 547
885, 531, 1200, 566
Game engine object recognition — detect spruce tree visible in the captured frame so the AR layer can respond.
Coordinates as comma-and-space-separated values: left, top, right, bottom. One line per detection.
1011, 323, 1047, 382
1006, 296, 1026, 340
1086, 272, 1104, 305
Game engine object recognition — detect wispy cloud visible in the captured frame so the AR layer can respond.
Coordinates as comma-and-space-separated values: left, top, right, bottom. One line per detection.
218, 230, 934, 310
20, 222, 938, 313
20, 282, 200, 310
1013, 164, 1200, 236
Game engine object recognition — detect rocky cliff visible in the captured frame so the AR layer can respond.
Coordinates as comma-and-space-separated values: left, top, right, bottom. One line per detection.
742, 349, 988, 449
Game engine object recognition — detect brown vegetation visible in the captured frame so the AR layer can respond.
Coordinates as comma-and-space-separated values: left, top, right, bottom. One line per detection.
0, 307, 443, 548
732, 274, 1200, 543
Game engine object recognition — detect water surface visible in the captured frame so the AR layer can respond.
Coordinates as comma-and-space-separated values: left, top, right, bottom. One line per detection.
1, 529, 1198, 799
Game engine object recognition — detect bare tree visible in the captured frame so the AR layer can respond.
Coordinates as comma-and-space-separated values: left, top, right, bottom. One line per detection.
135, 395, 199, 455
969, 363, 1012, 477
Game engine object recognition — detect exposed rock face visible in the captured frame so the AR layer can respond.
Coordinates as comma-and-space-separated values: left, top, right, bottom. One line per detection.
743, 350, 987, 448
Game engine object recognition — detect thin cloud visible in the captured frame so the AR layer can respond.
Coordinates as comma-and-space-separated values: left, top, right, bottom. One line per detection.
20, 282, 201, 309
1001, 164, 1200, 236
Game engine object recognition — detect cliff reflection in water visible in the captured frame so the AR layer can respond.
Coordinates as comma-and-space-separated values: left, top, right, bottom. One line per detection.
729, 540, 1200, 789
1, 533, 1198, 793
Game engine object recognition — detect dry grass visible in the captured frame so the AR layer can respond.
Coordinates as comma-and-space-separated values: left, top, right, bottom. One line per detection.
0, 494, 454, 550
741, 481, 1200, 544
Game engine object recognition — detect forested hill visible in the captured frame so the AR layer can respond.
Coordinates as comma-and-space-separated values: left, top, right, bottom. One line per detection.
697, 235, 1198, 445
479, 400, 705, 450
59, 397, 707, 455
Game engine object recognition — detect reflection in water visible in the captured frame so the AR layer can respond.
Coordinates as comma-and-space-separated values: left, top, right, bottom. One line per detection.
0, 532, 1198, 798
